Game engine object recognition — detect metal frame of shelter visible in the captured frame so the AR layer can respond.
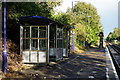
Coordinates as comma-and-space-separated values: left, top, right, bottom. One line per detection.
18, 16, 70, 63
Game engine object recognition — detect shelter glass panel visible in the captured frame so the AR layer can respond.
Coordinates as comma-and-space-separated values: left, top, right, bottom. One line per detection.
50, 25, 56, 48
57, 40, 63, 48
23, 39, 30, 50
23, 27, 30, 38
39, 27, 47, 38
39, 39, 47, 51
50, 26, 56, 39
32, 27, 38, 38
31, 39, 38, 50
57, 28, 62, 38
50, 40, 55, 48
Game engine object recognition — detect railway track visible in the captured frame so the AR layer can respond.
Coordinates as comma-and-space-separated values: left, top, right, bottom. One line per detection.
107, 43, 120, 79
111, 45, 120, 54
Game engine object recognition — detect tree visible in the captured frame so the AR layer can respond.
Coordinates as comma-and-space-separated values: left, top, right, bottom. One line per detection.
5, 2, 61, 44
53, 2, 103, 47
74, 2, 102, 44
106, 28, 120, 41
52, 12, 73, 25
72, 2, 102, 46
113, 27, 120, 40
7, 2, 61, 20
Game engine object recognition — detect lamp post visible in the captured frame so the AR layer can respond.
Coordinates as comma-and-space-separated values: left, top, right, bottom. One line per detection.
71, 1, 78, 53
2, 0, 8, 74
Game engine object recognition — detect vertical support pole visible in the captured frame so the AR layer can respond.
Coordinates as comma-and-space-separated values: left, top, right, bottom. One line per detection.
38, 27, 39, 50
68, 31, 70, 54
38, 27, 39, 62
62, 27, 63, 48
0, 2, 2, 72
20, 26, 23, 54
62, 27, 63, 59
66, 30, 69, 56
71, 31, 74, 53
71, 1, 75, 52
29, 26, 31, 62
55, 25, 57, 61
47, 25, 50, 64
30, 26, 31, 50
72, 1, 74, 13
56, 25, 57, 48
56, 25, 58, 48
2, 0, 7, 74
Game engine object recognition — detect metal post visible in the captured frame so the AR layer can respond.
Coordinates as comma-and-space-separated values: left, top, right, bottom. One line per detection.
20, 26, 23, 54
56, 25, 57, 48
56, 25, 57, 61
38, 27, 39, 62
47, 25, 50, 64
0, 2, 2, 72
71, 1, 75, 53
2, 0, 7, 74
72, 1, 74, 13
71, 31, 74, 53
62, 27, 63, 48
68, 31, 70, 54
38, 27, 39, 50
66, 30, 69, 56
29, 26, 31, 62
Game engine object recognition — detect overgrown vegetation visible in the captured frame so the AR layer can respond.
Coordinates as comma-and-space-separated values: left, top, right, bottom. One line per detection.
6, 2, 61, 44
53, 2, 103, 47
106, 27, 120, 42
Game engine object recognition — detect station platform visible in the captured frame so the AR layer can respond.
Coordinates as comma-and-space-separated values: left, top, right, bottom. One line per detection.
1, 47, 119, 80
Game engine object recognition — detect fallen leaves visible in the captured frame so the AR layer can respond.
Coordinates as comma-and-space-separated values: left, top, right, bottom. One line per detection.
2, 38, 24, 77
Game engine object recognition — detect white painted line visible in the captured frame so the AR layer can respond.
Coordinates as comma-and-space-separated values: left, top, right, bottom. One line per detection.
106, 68, 110, 80
106, 47, 119, 80
88, 76, 94, 78
92, 71, 97, 74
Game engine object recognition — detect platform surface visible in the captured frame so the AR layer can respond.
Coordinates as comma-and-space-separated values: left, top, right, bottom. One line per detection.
2, 47, 119, 80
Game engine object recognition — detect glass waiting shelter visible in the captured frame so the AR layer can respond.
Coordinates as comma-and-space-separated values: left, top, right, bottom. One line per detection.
18, 16, 69, 63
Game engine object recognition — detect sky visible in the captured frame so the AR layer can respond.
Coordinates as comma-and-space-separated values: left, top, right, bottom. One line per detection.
55, 0, 119, 38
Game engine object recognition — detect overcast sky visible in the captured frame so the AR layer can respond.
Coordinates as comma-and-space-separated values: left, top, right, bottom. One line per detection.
55, 0, 119, 38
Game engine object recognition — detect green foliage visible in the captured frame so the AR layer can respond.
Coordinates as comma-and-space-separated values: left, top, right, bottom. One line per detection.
52, 12, 73, 25
6, 2, 102, 47
6, 2, 61, 44
73, 2, 102, 45
53, 2, 102, 46
7, 2, 61, 20
106, 28, 120, 41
